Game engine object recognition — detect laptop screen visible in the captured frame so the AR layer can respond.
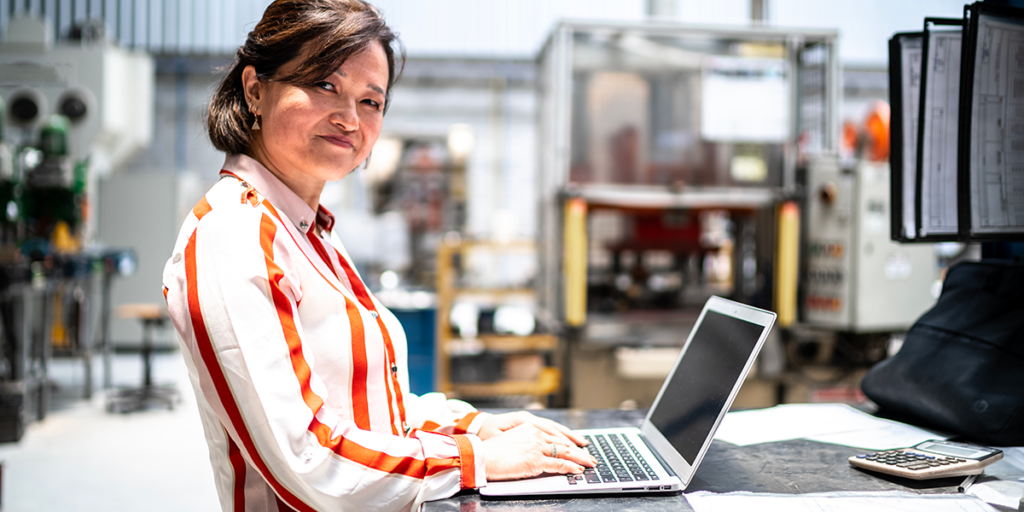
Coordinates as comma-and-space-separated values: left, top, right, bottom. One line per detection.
648, 309, 766, 465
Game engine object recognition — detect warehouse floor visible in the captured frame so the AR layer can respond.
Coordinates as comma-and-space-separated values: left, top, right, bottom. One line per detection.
0, 352, 220, 512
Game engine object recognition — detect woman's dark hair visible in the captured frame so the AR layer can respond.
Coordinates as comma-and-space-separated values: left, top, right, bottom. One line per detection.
207, 0, 404, 155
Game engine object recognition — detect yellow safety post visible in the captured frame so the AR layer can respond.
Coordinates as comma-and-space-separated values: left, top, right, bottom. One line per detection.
564, 197, 587, 327
51, 285, 66, 348
774, 201, 800, 327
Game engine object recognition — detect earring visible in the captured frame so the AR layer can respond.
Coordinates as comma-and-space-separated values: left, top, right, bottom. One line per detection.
250, 105, 261, 131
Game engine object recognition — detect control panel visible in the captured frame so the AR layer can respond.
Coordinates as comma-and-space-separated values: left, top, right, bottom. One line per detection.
803, 157, 937, 332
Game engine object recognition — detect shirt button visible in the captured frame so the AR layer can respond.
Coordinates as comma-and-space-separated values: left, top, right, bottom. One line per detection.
370, 311, 379, 319
240, 181, 249, 188
391, 364, 398, 374
299, 220, 309, 229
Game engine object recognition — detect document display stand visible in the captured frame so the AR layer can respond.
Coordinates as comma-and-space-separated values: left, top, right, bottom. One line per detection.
958, 3, 1024, 240
916, 18, 965, 241
889, 32, 924, 242
891, 3, 1024, 243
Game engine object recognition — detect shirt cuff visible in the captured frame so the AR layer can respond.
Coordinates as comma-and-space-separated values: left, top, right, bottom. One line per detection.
453, 411, 490, 435
452, 434, 487, 489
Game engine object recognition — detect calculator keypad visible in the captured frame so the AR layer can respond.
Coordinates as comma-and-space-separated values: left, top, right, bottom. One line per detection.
854, 450, 968, 470
847, 448, 991, 480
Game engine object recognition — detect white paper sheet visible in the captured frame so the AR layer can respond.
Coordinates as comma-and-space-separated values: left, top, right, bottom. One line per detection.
966, 14, 1024, 236
713, 403, 946, 450
685, 490, 999, 512
919, 29, 962, 237
966, 478, 1024, 510
997, 446, 1024, 473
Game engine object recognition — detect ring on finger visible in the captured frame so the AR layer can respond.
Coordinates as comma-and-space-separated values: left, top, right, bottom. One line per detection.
550, 443, 559, 458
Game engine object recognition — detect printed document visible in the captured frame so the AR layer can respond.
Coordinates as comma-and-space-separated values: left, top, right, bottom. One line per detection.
967, 14, 1024, 235
713, 403, 946, 450
919, 29, 962, 237
686, 490, 999, 512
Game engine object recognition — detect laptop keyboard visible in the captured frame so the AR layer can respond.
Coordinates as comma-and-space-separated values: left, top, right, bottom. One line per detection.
567, 433, 656, 485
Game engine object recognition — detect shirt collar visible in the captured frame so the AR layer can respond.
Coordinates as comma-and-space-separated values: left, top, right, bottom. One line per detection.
220, 154, 336, 235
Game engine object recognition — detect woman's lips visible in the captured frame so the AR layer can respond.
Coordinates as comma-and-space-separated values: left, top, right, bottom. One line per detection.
321, 135, 354, 148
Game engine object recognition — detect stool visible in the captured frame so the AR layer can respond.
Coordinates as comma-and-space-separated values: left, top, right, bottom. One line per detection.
106, 303, 180, 413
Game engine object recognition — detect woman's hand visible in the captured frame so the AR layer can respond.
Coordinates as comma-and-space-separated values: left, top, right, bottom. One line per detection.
477, 411, 589, 448
480, 423, 597, 481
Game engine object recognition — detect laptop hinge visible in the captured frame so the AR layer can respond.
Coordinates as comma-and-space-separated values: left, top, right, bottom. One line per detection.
638, 433, 679, 478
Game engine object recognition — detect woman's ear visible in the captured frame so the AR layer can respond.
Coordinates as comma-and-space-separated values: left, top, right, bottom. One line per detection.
241, 65, 262, 107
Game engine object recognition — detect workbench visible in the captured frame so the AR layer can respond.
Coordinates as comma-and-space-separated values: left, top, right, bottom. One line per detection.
424, 409, 1022, 511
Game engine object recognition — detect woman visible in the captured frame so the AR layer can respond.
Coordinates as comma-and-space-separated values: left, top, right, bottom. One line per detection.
162, 1, 594, 511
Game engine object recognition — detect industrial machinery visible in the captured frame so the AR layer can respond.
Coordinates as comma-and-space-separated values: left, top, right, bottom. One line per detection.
0, 16, 152, 441
803, 156, 937, 333
535, 21, 840, 408
0, 16, 152, 247
784, 154, 939, 404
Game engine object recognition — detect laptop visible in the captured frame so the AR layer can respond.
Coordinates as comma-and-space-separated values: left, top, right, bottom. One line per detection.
480, 295, 777, 497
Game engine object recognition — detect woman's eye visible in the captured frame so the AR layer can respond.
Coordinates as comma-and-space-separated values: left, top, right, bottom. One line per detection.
315, 81, 335, 91
362, 99, 382, 110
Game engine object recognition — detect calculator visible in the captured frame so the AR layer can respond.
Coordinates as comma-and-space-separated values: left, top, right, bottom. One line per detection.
849, 440, 1003, 480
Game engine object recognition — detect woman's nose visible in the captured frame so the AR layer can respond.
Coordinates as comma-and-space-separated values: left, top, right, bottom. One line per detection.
330, 100, 358, 131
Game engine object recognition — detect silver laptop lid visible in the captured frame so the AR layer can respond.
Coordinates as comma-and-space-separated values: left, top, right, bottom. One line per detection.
638, 296, 776, 488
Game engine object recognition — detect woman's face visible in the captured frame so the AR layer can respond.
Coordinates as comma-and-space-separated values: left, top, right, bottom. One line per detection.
248, 41, 389, 184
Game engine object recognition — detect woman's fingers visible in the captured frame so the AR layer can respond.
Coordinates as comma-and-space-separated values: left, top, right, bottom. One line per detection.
477, 411, 590, 447
537, 430, 596, 468
532, 416, 589, 447
541, 455, 584, 475
482, 423, 597, 481
546, 441, 597, 468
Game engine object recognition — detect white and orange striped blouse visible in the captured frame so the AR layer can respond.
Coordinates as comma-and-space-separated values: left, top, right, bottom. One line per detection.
162, 154, 487, 512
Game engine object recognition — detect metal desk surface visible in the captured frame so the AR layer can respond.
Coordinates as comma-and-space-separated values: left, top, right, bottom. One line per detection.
424, 409, 1022, 512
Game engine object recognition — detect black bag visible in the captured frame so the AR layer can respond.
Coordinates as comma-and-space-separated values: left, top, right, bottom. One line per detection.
860, 260, 1024, 447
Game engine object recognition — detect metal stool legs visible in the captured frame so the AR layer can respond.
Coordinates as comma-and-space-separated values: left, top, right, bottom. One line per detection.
105, 317, 179, 413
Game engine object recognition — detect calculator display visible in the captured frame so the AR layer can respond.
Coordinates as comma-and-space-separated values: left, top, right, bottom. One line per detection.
916, 442, 990, 459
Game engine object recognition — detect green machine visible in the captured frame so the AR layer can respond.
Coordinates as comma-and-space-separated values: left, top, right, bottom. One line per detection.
0, 112, 87, 256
